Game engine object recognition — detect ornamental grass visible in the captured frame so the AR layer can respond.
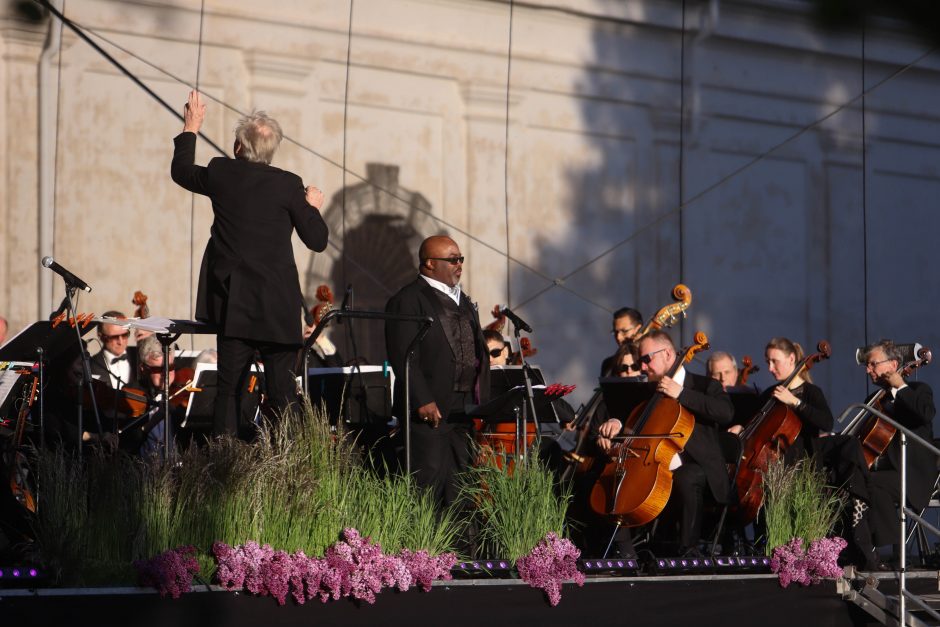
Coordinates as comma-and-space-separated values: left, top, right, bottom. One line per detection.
762, 457, 845, 555
32, 402, 457, 585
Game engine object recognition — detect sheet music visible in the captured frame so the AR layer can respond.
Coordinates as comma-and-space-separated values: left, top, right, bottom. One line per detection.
0, 370, 23, 409
97, 316, 175, 334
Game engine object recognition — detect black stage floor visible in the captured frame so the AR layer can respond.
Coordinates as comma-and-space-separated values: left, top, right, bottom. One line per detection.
0, 572, 876, 627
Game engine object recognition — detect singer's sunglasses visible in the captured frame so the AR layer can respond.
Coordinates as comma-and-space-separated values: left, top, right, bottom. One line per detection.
424, 256, 465, 265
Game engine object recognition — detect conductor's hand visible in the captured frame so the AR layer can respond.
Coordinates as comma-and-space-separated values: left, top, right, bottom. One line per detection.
417, 401, 442, 429
305, 185, 325, 209
183, 90, 206, 134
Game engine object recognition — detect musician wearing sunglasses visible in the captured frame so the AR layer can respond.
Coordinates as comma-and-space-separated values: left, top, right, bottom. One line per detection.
385, 235, 490, 509
597, 331, 734, 555
89, 310, 138, 390
599, 307, 643, 377
484, 330, 510, 366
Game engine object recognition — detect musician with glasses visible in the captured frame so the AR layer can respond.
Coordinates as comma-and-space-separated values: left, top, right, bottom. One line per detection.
89, 310, 138, 390
385, 235, 490, 508
597, 331, 733, 555
600, 307, 643, 377
484, 329, 511, 366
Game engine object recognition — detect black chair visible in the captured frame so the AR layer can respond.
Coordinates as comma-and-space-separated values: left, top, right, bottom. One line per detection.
709, 431, 745, 556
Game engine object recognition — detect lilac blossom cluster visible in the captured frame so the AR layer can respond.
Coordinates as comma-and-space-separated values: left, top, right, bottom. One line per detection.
133, 545, 201, 599
770, 536, 847, 588
210, 528, 457, 605
515, 532, 585, 606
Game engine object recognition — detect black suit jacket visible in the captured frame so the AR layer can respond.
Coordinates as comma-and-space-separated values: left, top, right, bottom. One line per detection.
171, 132, 329, 345
385, 277, 490, 419
873, 381, 936, 510
677, 371, 736, 504
89, 348, 139, 389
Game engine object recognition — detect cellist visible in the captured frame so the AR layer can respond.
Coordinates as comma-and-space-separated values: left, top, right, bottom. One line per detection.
597, 331, 734, 555
737, 337, 834, 460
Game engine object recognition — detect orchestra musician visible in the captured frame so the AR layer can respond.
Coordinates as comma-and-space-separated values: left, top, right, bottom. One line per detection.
171, 90, 329, 437
484, 329, 510, 367
122, 334, 182, 458
88, 311, 138, 391
707, 351, 738, 392
385, 235, 490, 508
598, 331, 734, 555
737, 337, 833, 458
600, 307, 643, 377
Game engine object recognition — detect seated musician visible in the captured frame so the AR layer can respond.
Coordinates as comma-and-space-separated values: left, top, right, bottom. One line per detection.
707, 351, 738, 392
598, 331, 734, 555
600, 307, 643, 376
122, 334, 182, 458
90, 310, 139, 390
740, 337, 832, 457
484, 330, 510, 366
302, 303, 343, 368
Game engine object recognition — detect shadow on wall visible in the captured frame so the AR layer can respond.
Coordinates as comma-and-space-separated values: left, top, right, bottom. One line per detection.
304, 163, 445, 365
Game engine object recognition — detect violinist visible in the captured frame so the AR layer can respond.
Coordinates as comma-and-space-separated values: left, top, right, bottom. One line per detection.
598, 331, 733, 555
119, 334, 183, 458
599, 307, 643, 377
744, 337, 833, 457
89, 310, 138, 390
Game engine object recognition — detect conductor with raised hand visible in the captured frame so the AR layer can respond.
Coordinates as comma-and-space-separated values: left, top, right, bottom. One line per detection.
171, 90, 329, 437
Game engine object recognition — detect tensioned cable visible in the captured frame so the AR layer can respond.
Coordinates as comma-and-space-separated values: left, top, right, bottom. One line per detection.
503, 0, 514, 307
341, 0, 355, 290
861, 25, 869, 349
49, 0, 67, 306
189, 0, 206, 348
677, 0, 686, 341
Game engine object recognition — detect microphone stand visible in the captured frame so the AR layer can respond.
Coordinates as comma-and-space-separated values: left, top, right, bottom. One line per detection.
511, 321, 541, 460
64, 283, 103, 457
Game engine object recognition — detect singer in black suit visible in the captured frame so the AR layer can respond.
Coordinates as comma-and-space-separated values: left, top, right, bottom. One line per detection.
598, 330, 735, 553
171, 91, 329, 436
385, 235, 490, 508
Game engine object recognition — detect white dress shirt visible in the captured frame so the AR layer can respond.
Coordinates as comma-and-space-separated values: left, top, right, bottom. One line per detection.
420, 274, 462, 306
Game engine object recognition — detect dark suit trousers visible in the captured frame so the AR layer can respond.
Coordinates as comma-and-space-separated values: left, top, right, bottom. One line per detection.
669, 462, 708, 550
214, 335, 299, 437
410, 403, 473, 509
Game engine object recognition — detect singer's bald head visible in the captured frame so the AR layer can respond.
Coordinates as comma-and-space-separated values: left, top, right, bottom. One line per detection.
418, 235, 463, 287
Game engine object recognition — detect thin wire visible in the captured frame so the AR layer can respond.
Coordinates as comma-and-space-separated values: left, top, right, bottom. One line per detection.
50, 0, 67, 294
341, 1, 354, 289
677, 0, 686, 341
503, 1, 514, 307
189, 0, 206, 348
861, 25, 869, 349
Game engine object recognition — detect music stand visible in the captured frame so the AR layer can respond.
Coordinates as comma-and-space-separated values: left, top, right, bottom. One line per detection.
728, 390, 763, 430
306, 366, 392, 429
488, 365, 560, 426
469, 385, 556, 459
180, 362, 262, 432
599, 378, 657, 422
0, 319, 96, 450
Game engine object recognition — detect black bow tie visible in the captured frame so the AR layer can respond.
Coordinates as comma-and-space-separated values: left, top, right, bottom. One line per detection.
110, 354, 128, 365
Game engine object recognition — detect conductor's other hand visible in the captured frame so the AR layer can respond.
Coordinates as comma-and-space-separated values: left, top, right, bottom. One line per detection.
305, 185, 325, 209
183, 90, 206, 134
417, 401, 442, 429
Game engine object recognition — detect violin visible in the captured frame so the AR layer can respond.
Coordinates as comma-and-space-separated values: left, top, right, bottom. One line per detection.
133, 290, 150, 319
589, 332, 709, 527
734, 340, 831, 524
843, 347, 932, 468
737, 355, 759, 387
560, 284, 693, 483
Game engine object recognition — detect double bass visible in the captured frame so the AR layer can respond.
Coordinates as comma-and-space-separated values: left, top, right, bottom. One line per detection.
843, 346, 932, 468
734, 340, 831, 524
589, 332, 710, 526
560, 284, 693, 481
737, 355, 759, 387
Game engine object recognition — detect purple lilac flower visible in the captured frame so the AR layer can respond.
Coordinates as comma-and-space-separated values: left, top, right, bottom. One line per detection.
516, 532, 585, 606
771, 536, 846, 588
399, 549, 457, 592
134, 545, 201, 599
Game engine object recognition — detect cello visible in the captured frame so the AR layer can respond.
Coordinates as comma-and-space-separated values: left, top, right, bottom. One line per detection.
589, 332, 710, 526
842, 346, 931, 468
734, 340, 831, 524
560, 284, 694, 482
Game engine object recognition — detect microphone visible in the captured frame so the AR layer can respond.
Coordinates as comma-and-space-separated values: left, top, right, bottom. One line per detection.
41, 256, 92, 293
499, 305, 532, 333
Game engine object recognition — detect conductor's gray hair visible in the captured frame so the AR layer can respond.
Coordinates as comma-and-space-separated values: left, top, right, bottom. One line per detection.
234, 111, 283, 164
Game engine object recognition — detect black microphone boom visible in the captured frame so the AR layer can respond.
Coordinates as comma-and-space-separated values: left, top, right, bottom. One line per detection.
499, 305, 533, 333
41, 256, 93, 293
